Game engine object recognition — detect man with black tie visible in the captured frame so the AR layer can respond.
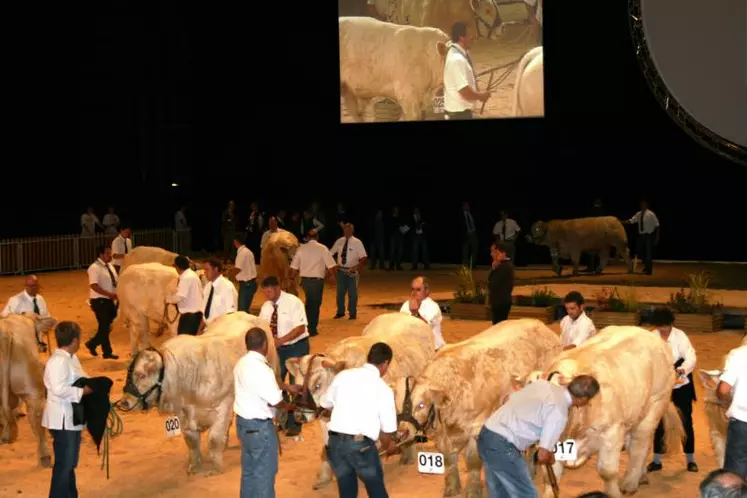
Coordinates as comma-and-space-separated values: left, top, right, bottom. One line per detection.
461, 201, 479, 268
623, 199, 660, 275
111, 224, 133, 274
85, 246, 119, 359
492, 211, 521, 263
411, 207, 429, 271
443, 22, 490, 120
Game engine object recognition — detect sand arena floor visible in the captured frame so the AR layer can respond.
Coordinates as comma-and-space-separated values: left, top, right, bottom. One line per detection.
1, 263, 745, 497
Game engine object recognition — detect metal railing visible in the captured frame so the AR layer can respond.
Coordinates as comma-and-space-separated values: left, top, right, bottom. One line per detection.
0, 228, 192, 275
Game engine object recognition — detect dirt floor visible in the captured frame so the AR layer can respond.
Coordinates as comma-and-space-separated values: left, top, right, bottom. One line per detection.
1, 263, 745, 497
340, 5, 540, 122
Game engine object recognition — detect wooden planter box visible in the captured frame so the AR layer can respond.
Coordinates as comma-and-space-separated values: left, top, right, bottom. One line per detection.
674, 312, 724, 333
589, 311, 640, 328
450, 302, 490, 320
509, 305, 555, 324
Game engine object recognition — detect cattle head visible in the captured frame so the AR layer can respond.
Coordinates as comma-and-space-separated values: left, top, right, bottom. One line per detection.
528, 221, 549, 245
117, 348, 166, 412
394, 376, 441, 444
285, 355, 346, 422
21, 312, 57, 352
469, 0, 503, 39
698, 369, 725, 405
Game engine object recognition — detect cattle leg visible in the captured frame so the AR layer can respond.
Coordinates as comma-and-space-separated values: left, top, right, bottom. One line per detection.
620, 245, 633, 273
313, 419, 334, 489
620, 404, 668, 493
183, 428, 203, 474
204, 400, 233, 475
400, 98, 423, 122
25, 397, 51, 467
443, 451, 462, 497
549, 248, 562, 275
597, 248, 610, 273
595, 426, 625, 498
570, 249, 582, 276
400, 441, 415, 465
341, 85, 365, 122
464, 438, 483, 498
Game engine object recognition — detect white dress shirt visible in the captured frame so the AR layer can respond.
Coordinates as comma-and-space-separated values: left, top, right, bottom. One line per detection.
235, 245, 258, 282
80, 213, 99, 236
658, 327, 697, 389
443, 43, 476, 113
259, 291, 308, 345
175, 210, 189, 230
42, 349, 87, 431
290, 240, 336, 278
492, 219, 522, 241
88, 259, 117, 299
111, 235, 133, 267
484, 379, 571, 451
234, 351, 283, 420
321, 363, 398, 441
400, 297, 446, 350
628, 210, 660, 234
1, 291, 50, 317
260, 228, 289, 250
202, 275, 238, 324
102, 213, 120, 235
330, 236, 368, 269
168, 268, 203, 314
560, 312, 596, 348
720, 345, 747, 422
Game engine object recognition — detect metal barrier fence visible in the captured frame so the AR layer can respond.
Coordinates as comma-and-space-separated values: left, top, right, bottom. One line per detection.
0, 228, 192, 275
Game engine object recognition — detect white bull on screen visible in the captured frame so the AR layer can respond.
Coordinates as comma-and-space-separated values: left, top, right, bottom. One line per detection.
512, 45, 544, 116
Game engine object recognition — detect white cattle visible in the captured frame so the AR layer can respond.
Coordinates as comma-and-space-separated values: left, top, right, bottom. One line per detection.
512, 45, 544, 117
121, 246, 197, 273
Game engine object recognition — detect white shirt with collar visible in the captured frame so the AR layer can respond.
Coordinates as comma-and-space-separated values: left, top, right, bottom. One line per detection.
290, 240, 337, 278
260, 228, 289, 250
102, 213, 120, 235
560, 311, 596, 348
720, 345, 747, 422
658, 326, 697, 389
203, 275, 238, 324
42, 349, 87, 431
1, 291, 50, 317
321, 363, 398, 441
175, 210, 189, 230
235, 245, 258, 282
111, 235, 133, 266
170, 268, 203, 314
628, 210, 660, 234
330, 236, 367, 269
80, 213, 99, 236
234, 350, 283, 420
88, 258, 117, 299
492, 219, 522, 241
443, 43, 477, 113
259, 291, 308, 345
400, 297, 446, 350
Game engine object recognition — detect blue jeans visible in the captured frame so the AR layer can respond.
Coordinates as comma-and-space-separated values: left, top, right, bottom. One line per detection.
724, 418, 747, 479
237, 416, 278, 498
277, 338, 310, 432
477, 427, 538, 498
237, 279, 257, 312
301, 278, 324, 334
326, 433, 388, 498
49, 429, 81, 498
336, 269, 359, 318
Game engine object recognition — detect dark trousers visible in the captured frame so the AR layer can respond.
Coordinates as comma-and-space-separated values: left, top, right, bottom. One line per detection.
326, 433, 388, 498
301, 278, 324, 335
724, 418, 747, 479
445, 109, 473, 120
654, 386, 695, 454
238, 279, 257, 312
336, 270, 359, 318
369, 238, 386, 269
49, 429, 81, 498
237, 416, 278, 498
461, 232, 478, 268
177, 312, 203, 335
636, 233, 655, 274
491, 303, 512, 325
89, 298, 117, 356
411, 235, 429, 269
277, 338, 310, 432
388, 234, 403, 269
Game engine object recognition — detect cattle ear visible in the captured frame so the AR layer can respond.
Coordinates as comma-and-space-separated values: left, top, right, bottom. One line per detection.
285, 357, 302, 378
329, 361, 346, 374
437, 41, 447, 57
428, 388, 451, 407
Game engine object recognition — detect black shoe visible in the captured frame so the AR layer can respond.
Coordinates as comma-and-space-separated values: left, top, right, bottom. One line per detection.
333, 314, 344, 319
647, 462, 662, 472
85, 341, 98, 357
687, 462, 698, 472
309, 331, 319, 337
348, 316, 357, 320
103, 354, 120, 360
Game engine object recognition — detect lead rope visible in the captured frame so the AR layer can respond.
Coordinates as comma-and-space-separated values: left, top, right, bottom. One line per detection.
100, 407, 124, 479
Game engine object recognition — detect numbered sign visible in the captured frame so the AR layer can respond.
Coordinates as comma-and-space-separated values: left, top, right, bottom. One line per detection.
433, 96, 445, 114
553, 439, 578, 461
417, 451, 445, 474
164, 416, 182, 438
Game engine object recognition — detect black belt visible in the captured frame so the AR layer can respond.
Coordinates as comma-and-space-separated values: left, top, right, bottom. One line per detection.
278, 337, 309, 349
329, 431, 370, 441
301, 277, 324, 280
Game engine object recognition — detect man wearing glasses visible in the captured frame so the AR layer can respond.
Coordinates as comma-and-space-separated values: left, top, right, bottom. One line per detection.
400, 276, 445, 351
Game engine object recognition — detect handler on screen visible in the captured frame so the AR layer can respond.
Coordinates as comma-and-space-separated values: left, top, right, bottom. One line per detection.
443, 22, 491, 120
477, 375, 600, 497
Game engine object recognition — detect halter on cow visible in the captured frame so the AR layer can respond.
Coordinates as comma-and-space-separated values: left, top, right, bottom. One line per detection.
117, 347, 166, 411
292, 353, 327, 418
397, 376, 437, 436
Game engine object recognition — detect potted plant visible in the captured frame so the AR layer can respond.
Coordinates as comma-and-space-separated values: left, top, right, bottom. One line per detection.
666, 271, 724, 333
589, 286, 640, 328
510, 287, 559, 324
450, 265, 490, 320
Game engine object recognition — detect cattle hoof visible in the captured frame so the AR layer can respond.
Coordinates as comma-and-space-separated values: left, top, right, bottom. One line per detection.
187, 463, 202, 475
639, 473, 650, 485
40, 456, 52, 468
312, 479, 332, 490
620, 478, 640, 494
465, 487, 483, 498
444, 485, 462, 497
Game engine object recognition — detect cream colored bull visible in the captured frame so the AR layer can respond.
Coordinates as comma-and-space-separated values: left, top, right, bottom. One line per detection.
395, 0, 476, 36
339, 17, 449, 122
529, 216, 633, 276
259, 230, 300, 295
394, 319, 561, 498
512, 46, 543, 116
285, 312, 436, 490
121, 246, 197, 273
117, 312, 278, 475
0, 314, 57, 468
527, 326, 685, 498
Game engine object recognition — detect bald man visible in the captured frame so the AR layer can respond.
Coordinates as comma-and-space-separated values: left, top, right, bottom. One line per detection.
699, 469, 747, 496
2, 275, 51, 348
400, 276, 446, 350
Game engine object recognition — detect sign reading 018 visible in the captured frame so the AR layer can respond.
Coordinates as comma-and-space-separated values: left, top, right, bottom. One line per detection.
417, 451, 445, 474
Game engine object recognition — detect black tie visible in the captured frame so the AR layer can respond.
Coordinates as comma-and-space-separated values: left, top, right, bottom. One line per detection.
104, 263, 117, 288
639, 210, 645, 233
502, 221, 507, 240
204, 285, 215, 319
466, 212, 474, 232
124, 239, 129, 254
341, 239, 349, 266
32, 297, 40, 314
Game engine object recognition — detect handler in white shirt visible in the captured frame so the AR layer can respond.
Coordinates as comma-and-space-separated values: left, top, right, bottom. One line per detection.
290, 229, 337, 336
443, 22, 490, 120
201, 258, 238, 326
2, 275, 51, 349
234, 327, 299, 498
648, 307, 699, 473
42, 321, 92, 497
80, 207, 102, 236
492, 211, 521, 262
559, 291, 596, 350
233, 237, 258, 313
166, 255, 204, 335
330, 223, 368, 320
102, 207, 120, 235
111, 225, 133, 274
320, 342, 401, 496
623, 199, 660, 275
400, 276, 445, 350
717, 343, 747, 478
85, 246, 119, 359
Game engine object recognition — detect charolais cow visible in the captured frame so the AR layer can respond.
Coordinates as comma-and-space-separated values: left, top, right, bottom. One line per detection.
528, 216, 632, 276
697, 334, 747, 468
285, 312, 436, 489
394, 318, 562, 498
512, 46, 543, 116
339, 17, 449, 122
259, 230, 300, 296
526, 326, 685, 498
0, 313, 57, 467
121, 246, 197, 273
117, 312, 278, 475
394, 0, 476, 36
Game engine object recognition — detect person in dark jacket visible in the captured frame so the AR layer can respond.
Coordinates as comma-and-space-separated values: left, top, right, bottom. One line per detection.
488, 242, 515, 325
368, 209, 386, 269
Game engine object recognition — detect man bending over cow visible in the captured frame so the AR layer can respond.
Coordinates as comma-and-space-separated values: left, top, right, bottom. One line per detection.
477, 375, 600, 497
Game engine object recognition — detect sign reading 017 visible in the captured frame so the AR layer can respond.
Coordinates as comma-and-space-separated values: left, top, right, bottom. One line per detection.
164, 416, 182, 438
553, 439, 578, 461
417, 451, 445, 474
